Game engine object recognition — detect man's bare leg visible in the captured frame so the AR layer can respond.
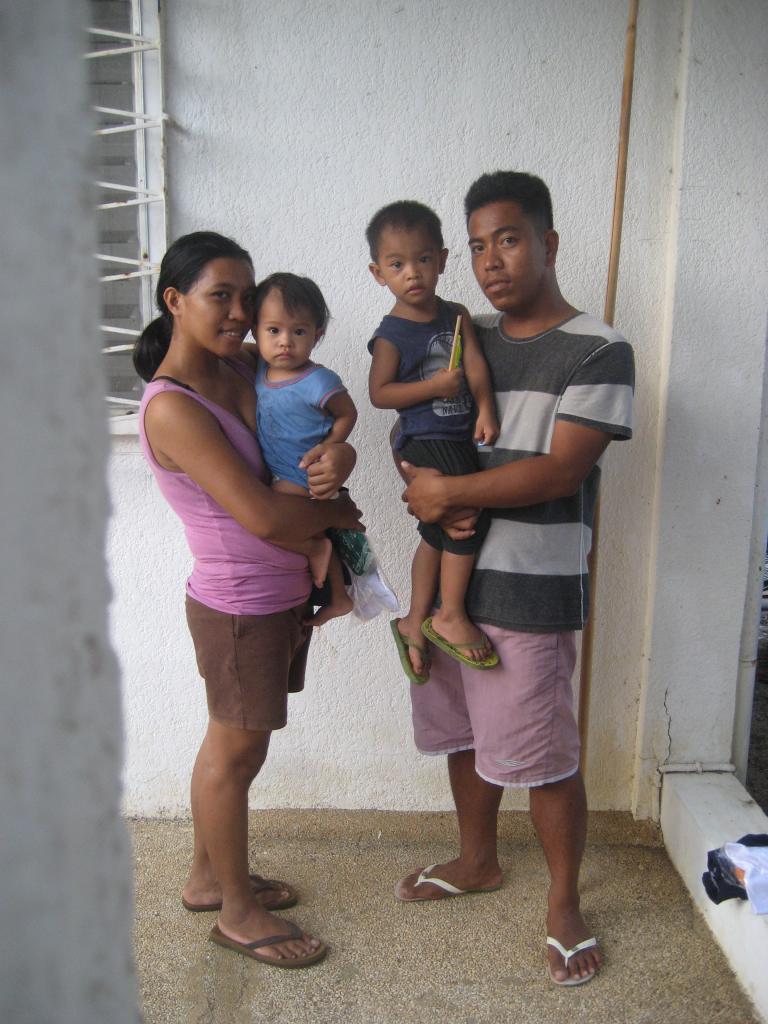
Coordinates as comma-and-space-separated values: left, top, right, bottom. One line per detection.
395, 749, 503, 898
395, 539, 440, 677
530, 770, 603, 982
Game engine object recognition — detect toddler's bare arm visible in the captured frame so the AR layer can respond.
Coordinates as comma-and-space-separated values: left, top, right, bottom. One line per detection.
324, 391, 357, 444
456, 307, 499, 446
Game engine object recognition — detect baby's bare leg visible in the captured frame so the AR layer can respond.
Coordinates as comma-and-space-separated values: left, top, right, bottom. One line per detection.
270, 479, 351, 619
271, 479, 332, 586
300, 537, 333, 589
304, 550, 353, 627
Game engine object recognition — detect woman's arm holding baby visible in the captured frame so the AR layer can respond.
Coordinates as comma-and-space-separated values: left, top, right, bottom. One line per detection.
145, 391, 362, 539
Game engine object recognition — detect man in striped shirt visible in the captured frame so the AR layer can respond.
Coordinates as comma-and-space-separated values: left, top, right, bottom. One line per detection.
395, 172, 634, 987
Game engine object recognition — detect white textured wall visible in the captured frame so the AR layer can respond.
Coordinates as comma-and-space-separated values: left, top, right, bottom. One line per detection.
110, 0, 766, 816
633, 0, 768, 815
0, 3, 138, 1022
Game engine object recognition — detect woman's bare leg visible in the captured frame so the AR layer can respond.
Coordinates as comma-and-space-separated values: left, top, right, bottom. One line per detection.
184, 719, 322, 960
184, 744, 290, 909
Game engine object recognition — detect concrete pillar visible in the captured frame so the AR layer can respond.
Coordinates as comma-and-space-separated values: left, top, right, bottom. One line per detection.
0, 3, 138, 1022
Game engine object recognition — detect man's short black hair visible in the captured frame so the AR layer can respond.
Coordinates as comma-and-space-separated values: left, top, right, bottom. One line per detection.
464, 171, 553, 233
365, 200, 444, 261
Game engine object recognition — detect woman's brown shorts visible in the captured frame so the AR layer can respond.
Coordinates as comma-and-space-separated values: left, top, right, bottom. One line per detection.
185, 595, 312, 732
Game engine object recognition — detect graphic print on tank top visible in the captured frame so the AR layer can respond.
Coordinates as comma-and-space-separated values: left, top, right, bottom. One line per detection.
421, 325, 472, 420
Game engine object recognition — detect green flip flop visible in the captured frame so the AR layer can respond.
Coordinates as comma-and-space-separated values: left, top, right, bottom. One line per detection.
421, 616, 500, 670
390, 619, 430, 685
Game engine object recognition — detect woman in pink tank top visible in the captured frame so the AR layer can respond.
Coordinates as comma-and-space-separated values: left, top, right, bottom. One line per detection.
134, 232, 361, 967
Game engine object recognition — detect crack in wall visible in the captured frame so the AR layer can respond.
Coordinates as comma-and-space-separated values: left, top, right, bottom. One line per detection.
662, 686, 673, 764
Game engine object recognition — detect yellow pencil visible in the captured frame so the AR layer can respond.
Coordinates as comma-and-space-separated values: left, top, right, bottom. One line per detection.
448, 315, 463, 370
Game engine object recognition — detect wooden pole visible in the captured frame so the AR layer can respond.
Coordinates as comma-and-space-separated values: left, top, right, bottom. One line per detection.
578, 0, 639, 769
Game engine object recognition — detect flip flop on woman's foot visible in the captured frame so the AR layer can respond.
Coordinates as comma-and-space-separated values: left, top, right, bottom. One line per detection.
210, 919, 327, 968
182, 874, 298, 913
390, 619, 430, 684
421, 616, 499, 670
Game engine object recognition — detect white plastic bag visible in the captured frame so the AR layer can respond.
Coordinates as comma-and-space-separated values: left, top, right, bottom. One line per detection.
345, 555, 399, 621
329, 527, 399, 621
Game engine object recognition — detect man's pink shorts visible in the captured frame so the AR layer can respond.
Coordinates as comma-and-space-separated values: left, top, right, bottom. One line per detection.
411, 625, 579, 787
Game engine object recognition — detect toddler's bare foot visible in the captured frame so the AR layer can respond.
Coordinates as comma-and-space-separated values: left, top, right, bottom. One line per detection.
429, 609, 492, 663
397, 614, 430, 677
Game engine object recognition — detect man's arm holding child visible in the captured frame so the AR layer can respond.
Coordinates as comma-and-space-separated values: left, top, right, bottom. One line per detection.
455, 306, 499, 447
403, 420, 611, 523
369, 337, 464, 410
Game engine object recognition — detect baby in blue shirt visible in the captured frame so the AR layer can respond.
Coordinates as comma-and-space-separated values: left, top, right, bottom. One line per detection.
252, 273, 358, 625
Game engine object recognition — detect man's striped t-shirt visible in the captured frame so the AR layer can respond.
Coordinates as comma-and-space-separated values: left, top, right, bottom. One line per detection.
466, 311, 634, 633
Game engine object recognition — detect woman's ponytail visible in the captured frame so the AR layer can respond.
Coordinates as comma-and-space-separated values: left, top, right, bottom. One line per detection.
133, 312, 173, 382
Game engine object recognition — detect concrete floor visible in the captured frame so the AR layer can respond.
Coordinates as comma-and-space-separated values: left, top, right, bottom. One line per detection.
130, 810, 760, 1024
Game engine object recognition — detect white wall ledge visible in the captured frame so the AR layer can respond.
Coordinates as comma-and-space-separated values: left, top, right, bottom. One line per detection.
109, 411, 140, 436
661, 773, 768, 1022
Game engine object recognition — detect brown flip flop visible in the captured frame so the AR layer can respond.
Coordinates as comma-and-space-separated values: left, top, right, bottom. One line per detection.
182, 874, 298, 913
209, 921, 328, 968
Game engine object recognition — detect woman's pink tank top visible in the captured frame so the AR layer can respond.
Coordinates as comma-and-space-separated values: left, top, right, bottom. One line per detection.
138, 362, 310, 615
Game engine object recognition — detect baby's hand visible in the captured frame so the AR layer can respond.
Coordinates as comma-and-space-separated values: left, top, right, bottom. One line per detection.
301, 441, 356, 499
474, 412, 499, 447
443, 509, 481, 541
430, 367, 464, 400
300, 440, 332, 467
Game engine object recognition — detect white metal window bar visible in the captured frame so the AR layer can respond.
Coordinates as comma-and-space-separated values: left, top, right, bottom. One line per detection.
88, 0, 166, 408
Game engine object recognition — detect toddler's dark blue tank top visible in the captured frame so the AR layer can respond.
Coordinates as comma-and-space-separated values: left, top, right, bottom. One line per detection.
368, 298, 473, 448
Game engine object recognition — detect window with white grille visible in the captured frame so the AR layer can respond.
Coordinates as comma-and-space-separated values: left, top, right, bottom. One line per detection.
87, 0, 166, 416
